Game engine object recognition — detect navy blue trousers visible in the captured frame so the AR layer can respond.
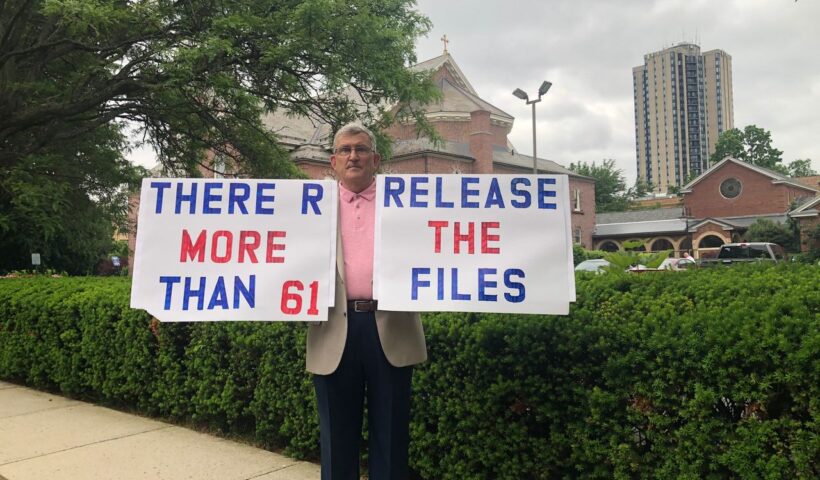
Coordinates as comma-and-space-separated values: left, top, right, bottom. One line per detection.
313, 310, 412, 480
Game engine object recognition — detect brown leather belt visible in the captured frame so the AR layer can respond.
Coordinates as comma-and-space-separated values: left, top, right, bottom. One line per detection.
347, 299, 378, 313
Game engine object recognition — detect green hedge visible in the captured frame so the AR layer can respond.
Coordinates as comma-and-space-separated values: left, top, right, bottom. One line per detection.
1, 265, 817, 478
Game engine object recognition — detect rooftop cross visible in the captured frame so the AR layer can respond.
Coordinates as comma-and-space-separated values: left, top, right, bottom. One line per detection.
441, 34, 449, 54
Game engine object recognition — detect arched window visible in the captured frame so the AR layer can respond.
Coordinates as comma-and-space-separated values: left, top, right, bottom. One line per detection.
625, 240, 647, 252
650, 238, 674, 251
598, 241, 620, 252
698, 235, 725, 248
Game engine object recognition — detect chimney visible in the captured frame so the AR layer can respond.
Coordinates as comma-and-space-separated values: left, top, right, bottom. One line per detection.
469, 110, 494, 174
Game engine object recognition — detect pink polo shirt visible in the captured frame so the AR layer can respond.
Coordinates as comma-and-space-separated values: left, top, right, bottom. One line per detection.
339, 179, 376, 300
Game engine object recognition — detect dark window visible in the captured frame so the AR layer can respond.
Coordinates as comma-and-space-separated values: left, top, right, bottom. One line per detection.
720, 178, 742, 198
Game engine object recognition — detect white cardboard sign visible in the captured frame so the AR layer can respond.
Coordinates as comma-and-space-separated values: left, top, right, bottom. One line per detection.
374, 175, 574, 315
130, 178, 336, 321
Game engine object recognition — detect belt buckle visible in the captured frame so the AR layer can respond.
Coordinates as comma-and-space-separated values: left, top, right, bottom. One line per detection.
353, 300, 372, 312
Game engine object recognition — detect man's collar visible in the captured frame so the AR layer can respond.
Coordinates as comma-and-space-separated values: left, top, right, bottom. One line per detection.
339, 178, 377, 202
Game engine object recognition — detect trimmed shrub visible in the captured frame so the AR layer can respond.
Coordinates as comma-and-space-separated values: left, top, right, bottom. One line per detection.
1, 264, 817, 478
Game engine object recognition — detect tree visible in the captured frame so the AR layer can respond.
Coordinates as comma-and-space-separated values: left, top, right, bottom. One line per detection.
787, 159, 817, 177
0, 0, 438, 274
569, 159, 649, 213
746, 218, 798, 252
709, 125, 786, 173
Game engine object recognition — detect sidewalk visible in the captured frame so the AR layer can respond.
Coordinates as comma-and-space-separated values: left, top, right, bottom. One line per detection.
0, 381, 320, 480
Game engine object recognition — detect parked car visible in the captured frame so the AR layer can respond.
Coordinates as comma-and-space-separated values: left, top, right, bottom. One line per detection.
575, 258, 610, 273
657, 257, 697, 271
699, 242, 786, 267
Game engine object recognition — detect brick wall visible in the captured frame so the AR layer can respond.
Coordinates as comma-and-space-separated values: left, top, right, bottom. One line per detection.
797, 215, 819, 253
684, 162, 813, 218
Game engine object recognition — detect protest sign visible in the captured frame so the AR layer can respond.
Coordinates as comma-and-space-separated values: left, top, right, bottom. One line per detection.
374, 175, 574, 315
131, 178, 336, 321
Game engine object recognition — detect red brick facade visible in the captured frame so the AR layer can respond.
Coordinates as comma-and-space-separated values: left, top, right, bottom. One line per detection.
683, 161, 814, 218
593, 158, 818, 256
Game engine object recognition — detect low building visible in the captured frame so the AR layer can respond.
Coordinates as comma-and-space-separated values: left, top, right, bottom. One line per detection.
593, 157, 818, 256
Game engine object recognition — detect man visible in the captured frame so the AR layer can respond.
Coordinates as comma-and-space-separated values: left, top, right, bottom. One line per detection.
306, 122, 427, 480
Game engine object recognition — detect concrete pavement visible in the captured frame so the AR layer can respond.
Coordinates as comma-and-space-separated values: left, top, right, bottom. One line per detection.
0, 380, 320, 480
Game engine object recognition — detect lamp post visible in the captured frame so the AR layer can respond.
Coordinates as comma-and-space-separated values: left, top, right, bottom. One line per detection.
513, 81, 552, 174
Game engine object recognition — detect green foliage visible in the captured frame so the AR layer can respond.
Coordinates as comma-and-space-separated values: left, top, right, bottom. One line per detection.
1, 0, 437, 176
709, 125, 786, 174
787, 159, 817, 177
2, 268, 818, 478
746, 218, 798, 252
602, 240, 670, 270
1, 0, 439, 273
806, 223, 820, 263
0, 125, 142, 274
569, 159, 651, 213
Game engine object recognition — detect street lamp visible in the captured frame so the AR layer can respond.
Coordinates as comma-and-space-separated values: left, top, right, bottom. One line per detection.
513, 80, 552, 173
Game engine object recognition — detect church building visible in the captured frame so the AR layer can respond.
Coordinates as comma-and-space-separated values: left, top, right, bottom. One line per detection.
263, 51, 597, 247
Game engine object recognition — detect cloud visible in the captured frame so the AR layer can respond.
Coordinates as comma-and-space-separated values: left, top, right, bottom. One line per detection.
415, 0, 820, 177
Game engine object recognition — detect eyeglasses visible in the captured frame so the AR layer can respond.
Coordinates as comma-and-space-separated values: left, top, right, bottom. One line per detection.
334, 145, 373, 157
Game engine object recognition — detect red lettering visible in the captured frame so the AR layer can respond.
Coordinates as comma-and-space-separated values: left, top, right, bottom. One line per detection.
481, 222, 500, 254
428, 220, 448, 253
454, 222, 475, 254
180, 229, 207, 262
239, 231, 261, 263
211, 230, 233, 263
267, 231, 286, 263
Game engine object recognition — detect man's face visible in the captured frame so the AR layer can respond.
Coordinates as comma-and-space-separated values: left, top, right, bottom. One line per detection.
331, 132, 380, 193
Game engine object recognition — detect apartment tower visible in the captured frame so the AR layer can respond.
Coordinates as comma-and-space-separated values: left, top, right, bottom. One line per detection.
633, 43, 734, 193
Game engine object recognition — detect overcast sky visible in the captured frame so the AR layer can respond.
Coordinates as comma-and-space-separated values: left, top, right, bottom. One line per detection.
413, 0, 820, 184
129, 0, 819, 184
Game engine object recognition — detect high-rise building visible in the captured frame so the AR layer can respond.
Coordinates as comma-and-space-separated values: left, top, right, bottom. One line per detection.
633, 43, 734, 193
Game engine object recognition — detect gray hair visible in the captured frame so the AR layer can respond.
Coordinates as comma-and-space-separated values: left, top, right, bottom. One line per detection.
333, 122, 377, 152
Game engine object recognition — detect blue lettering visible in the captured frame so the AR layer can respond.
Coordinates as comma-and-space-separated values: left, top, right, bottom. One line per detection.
451, 267, 471, 300
150, 181, 172, 214
437, 267, 445, 300
384, 177, 405, 207
203, 182, 223, 214
504, 269, 526, 303
159, 276, 181, 309
411, 267, 431, 300
234, 275, 255, 308
301, 183, 323, 215
511, 178, 531, 208
538, 178, 557, 209
256, 183, 276, 214
478, 268, 498, 301
208, 277, 229, 309
410, 177, 429, 207
484, 178, 505, 209
228, 183, 250, 214
183, 276, 206, 310
435, 177, 454, 208
175, 182, 198, 214
461, 177, 480, 208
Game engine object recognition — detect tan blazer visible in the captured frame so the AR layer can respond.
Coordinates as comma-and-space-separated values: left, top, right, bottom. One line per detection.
306, 232, 427, 375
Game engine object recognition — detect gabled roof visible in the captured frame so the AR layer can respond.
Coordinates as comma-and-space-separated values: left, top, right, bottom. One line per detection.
680, 157, 818, 194
687, 218, 735, 232
789, 196, 820, 217
412, 53, 478, 96
428, 77, 513, 122
687, 214, 789, 232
